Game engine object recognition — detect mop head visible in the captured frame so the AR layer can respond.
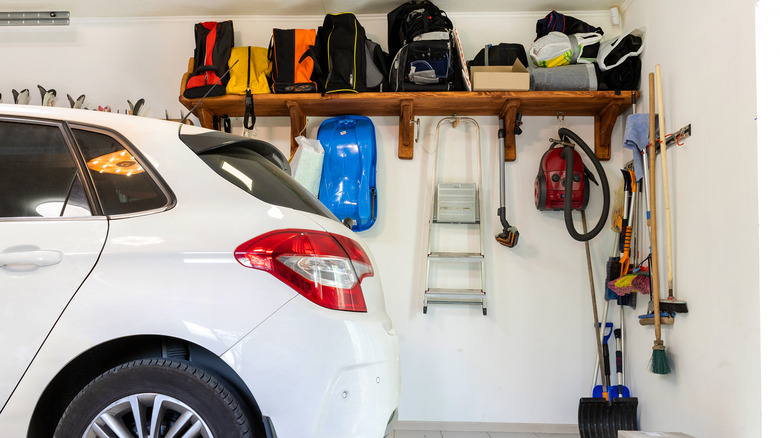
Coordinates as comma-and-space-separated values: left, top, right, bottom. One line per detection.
651, 341, 671, 375
607, 271, 650, 296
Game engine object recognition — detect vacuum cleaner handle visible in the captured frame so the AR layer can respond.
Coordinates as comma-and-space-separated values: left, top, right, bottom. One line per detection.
495, 124, 519, 248
498, 127, 506, 209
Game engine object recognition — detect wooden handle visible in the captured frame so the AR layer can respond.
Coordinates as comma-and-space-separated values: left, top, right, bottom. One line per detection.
648, 72, 662, 341
655, 65, 674, 299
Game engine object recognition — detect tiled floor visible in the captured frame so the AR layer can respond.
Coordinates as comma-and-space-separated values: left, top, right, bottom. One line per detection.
390, 431, 578, 438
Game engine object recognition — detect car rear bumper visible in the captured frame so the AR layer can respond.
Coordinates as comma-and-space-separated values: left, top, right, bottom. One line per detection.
221, 295, 401, 438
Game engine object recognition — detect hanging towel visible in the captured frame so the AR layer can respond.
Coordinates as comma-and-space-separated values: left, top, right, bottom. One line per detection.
623, 113, 658, 181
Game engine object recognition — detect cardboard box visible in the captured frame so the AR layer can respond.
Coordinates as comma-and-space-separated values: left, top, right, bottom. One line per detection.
470, 59, 529, 91
618, 432, 695, 438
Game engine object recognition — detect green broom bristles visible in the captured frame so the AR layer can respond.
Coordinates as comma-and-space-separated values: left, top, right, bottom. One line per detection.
651, 341, 671, 375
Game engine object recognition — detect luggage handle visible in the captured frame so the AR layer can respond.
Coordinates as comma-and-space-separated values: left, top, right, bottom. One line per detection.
370, 187, 376, 220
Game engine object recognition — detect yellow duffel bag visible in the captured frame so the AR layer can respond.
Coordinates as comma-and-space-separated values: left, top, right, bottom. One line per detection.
226, 46, 271, 129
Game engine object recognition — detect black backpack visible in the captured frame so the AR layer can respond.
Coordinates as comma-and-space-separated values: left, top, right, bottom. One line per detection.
389, 38, 459, 91
387, 1, 462, 91
268, 28, 319, 93
315, 13, 389, 94
183, 21, 234, 98
387, 0, 452, 59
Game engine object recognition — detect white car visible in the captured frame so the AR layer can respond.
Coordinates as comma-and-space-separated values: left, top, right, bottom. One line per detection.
0, 105, 400, 438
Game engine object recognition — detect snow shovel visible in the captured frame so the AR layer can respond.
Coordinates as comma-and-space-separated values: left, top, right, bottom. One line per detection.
591, 321, 615, 399
579, 212, 638, 438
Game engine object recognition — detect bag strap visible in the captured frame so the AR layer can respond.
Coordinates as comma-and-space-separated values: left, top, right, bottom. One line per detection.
567, 34, 580, 63
244, 46, 256, 130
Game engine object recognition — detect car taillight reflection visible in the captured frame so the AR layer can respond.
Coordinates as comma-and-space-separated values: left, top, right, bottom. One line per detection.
235, 230, 373, 312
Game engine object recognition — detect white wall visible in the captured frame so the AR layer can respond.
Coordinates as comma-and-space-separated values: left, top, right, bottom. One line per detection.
0, 3, 763, 436
620, 0, 760, 437
757, 2, 780, 437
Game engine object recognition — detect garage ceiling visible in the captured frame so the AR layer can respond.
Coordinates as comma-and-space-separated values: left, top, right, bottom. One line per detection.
1, 0, 622, 17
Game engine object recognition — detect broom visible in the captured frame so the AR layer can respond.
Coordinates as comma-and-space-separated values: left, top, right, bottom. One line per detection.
655, 65, 688, 314
649, 68, 670, 374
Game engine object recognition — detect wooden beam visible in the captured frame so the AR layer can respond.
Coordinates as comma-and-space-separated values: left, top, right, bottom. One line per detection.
179, 58, 636, 161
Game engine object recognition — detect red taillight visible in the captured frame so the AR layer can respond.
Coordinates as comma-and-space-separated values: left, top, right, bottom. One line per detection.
235, 229, 373, 312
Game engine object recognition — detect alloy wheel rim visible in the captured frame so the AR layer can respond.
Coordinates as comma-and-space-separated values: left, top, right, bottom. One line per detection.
82, 393, 215, 438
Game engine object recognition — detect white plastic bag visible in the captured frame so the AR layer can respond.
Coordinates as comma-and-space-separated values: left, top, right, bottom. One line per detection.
290, 135, 325, 196
597, 28, 645, 71
530, 31, 602, 67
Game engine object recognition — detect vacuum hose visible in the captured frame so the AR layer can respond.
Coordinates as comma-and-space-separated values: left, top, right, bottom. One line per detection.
560, 128, 610, 241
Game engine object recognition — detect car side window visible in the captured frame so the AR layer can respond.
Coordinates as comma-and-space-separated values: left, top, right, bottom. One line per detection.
0, 120, 91, 218
72, 129, 168, 216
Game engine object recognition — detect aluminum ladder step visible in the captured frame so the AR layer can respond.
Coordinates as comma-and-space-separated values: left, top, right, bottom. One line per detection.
428, 252, 484, 261
424, 288, 487, 315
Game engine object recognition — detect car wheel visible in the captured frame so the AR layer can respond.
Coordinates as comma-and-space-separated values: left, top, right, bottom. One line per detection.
55, 359, 255, 438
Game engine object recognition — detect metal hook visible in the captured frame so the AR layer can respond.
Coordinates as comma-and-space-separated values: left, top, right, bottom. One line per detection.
451, 114, 460, 129
413, 117, 421, 143
557, 112, 565, 129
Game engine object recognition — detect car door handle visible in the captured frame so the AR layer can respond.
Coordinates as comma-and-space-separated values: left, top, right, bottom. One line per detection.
0, 250, 63, 267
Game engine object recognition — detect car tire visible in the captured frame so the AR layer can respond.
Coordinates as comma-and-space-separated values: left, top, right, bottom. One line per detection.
54, 358, 255, 438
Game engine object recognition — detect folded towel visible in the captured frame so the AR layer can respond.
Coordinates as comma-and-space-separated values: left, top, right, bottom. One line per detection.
622, 113, 658, 181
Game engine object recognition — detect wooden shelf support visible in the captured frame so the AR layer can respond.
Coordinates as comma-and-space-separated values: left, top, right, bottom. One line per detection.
399, 99, 415, 160
499, 100, 521, 161
594, 102, 622, 161
287, 101, 306, 156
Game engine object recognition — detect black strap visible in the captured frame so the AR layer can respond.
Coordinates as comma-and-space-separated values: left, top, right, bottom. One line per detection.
244, 90, 255, 130
244, 46, 256, 130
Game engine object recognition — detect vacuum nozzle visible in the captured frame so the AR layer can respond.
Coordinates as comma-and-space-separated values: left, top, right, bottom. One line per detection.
495, 227, 519, 248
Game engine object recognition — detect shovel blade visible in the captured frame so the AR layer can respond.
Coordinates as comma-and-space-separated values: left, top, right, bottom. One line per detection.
578, 397, 638, 438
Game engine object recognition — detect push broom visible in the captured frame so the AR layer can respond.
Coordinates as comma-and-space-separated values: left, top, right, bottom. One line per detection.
649, 69, 670, 374
655, 64, 689, 314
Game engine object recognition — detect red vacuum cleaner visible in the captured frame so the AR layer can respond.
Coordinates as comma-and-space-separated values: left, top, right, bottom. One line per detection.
534, 128, 610, 242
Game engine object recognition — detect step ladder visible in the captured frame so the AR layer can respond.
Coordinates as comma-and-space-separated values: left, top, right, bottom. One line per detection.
423, 116, 487, 315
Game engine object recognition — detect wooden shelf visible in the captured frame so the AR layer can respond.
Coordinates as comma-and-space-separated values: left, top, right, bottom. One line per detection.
179, 62, 636, 161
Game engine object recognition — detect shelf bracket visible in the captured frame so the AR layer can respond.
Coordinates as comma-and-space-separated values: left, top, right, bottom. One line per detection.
499, 100, 520, 162
399, 99, 414, 159
594, 102, 622, 161
287, 101, 306, 156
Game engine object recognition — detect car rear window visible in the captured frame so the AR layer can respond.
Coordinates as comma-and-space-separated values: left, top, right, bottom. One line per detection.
72, 129, 170, 216
198, 145, 335, 219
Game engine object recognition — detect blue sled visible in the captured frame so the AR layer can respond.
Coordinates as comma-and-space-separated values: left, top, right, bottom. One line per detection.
317, 116, 378, 232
